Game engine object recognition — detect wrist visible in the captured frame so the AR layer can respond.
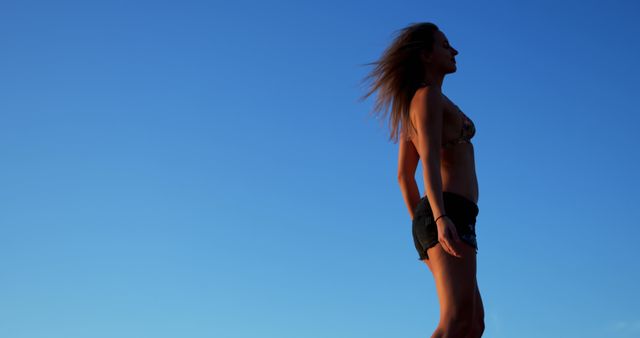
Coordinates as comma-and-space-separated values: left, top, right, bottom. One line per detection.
435, 214, 448, 223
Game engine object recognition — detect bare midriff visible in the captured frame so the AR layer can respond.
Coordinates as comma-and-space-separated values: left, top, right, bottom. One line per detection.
439, 142, 479, 205
409, 137, 479, 205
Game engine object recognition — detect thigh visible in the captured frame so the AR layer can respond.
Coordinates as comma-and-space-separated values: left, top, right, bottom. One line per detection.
425, 241, 478, 321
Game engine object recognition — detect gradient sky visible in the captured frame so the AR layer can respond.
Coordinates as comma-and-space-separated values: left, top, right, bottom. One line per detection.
2, 0, 640, 337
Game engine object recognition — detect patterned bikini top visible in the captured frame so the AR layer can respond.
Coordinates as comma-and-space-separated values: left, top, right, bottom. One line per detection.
415, 82, 476, 149
442, 109, 476, 149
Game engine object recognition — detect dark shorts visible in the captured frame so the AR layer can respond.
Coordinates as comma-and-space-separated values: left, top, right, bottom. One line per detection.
411, 191, 480, 260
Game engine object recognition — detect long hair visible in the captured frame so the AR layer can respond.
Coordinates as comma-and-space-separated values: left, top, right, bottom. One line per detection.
360, 22, 440, 143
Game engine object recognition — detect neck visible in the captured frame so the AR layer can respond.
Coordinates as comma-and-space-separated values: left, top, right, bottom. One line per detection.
422, 71, 445, 89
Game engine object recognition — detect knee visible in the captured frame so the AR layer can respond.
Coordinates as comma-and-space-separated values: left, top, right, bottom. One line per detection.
434, 314, 474, 338
468, 319, 485, 338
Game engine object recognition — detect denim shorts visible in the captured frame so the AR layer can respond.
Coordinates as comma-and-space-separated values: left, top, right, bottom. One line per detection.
411, 191, 480, 260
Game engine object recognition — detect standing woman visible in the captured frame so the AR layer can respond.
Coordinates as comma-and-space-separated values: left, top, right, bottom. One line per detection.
361, 23, 484, 338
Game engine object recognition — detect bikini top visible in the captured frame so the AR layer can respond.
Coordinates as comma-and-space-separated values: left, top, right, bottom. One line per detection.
442, 109, 476, 149
415, 82, 476, 149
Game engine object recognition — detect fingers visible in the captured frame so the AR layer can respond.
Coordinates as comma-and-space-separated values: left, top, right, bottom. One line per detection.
440, 239, 456, 258
448, 240, 462, 258
440, 226, 463, 258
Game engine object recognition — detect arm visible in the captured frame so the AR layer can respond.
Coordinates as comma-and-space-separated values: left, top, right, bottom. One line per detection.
413, 86, 446, 220
397, 132, 421, 220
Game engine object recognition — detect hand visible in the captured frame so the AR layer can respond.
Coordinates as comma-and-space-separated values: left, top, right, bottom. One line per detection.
436, 216, 463, 258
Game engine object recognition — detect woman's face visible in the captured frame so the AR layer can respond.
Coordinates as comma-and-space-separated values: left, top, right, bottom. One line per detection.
425, 30, 459, 73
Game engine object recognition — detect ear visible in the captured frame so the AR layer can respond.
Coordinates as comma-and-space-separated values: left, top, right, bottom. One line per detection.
420, 50, 432, 63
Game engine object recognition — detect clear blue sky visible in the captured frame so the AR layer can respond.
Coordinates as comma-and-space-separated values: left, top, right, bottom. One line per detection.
1, 1, 639, 337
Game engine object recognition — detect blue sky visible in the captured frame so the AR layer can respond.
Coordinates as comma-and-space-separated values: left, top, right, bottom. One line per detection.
1, 0, 639, 337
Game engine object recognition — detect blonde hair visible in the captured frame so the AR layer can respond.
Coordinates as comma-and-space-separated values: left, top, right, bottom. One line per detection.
360, 22, 440, 143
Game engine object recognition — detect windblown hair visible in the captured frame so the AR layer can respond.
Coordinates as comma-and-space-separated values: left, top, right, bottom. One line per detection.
360, 22, 440, 143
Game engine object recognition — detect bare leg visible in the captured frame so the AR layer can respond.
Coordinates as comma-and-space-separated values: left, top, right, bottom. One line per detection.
422, 242, 478, 338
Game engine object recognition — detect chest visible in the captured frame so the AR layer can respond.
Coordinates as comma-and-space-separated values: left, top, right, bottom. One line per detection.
442, 97, 470, 139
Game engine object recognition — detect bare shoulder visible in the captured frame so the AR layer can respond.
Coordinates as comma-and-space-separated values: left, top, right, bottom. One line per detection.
413, 86, 444, 107
411, 85, 445, 121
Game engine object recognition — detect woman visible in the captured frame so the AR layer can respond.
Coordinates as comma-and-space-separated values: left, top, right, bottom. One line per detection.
361, 23, 484, 338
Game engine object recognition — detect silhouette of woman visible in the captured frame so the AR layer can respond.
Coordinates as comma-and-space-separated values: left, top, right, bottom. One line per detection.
361, 22, 485, 338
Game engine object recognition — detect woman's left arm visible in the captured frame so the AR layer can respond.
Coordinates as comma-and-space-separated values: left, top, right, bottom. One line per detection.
397, 133, 421, 220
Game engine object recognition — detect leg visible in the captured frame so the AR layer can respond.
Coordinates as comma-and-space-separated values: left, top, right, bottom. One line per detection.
422, 241, 477, 338
465, 281, 485, 338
